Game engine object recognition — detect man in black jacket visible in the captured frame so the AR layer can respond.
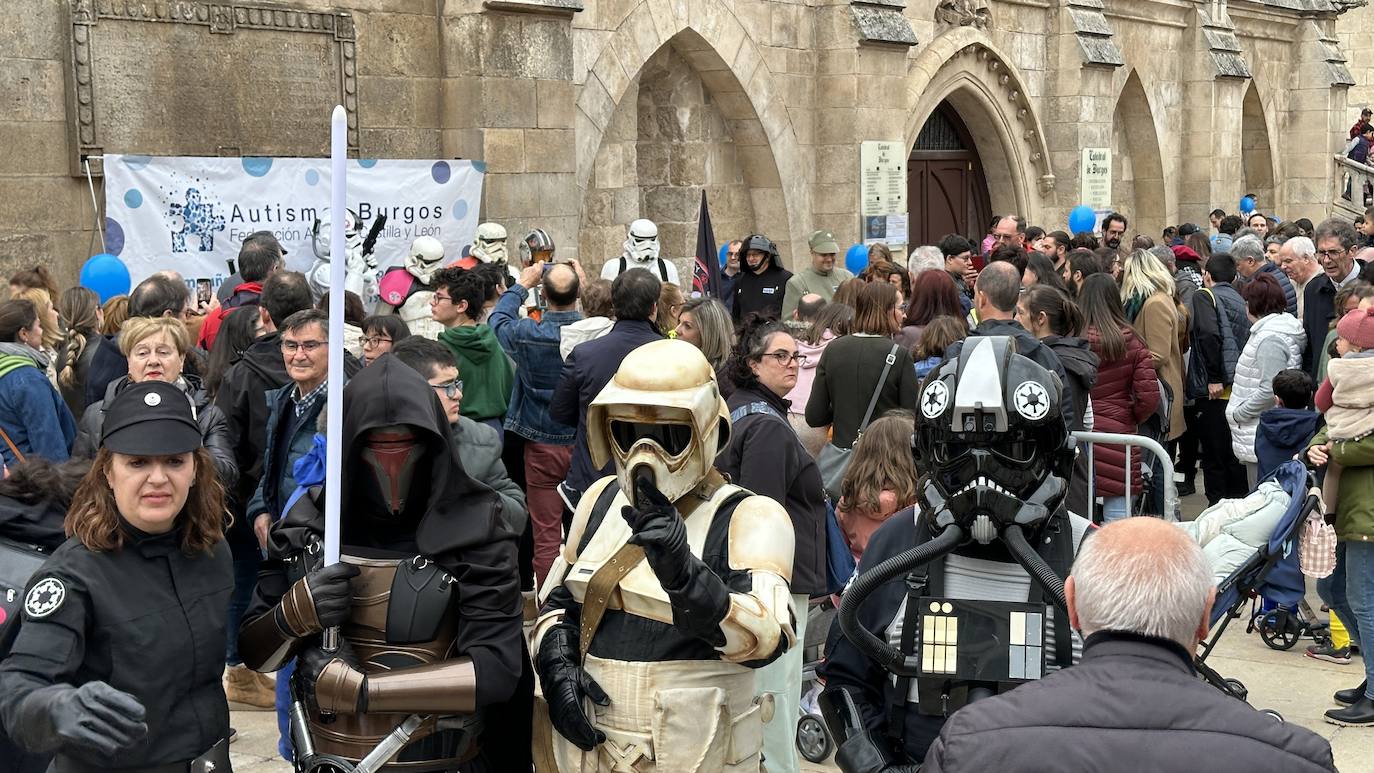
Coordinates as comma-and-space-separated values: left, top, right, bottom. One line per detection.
211, 270, 312, 707
730, 233, 792, 324
549, 268, 662, 510
1187, 254, 1250, 504
922, 517, 1335, 773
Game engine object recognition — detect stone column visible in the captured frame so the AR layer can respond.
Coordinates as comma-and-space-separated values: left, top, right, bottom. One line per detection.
1176, 6, 1251, 221
440, 1, 581, 257
1285, 17, 1353, 218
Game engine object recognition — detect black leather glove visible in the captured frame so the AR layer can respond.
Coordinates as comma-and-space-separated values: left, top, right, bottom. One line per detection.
298, 638, 361, 696
620, 477, 729, 646
304, 562, 360, 629
535, 625, 608, 751
28, 682, 148, 757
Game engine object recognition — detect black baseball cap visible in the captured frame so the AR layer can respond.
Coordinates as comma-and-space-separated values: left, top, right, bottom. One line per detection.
101, 381, 202, 456
1177, 223, 1202, 237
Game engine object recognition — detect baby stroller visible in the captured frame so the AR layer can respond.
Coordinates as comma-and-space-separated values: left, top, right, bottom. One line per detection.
1194, 460, 1323, 717
796, 596, 838, 763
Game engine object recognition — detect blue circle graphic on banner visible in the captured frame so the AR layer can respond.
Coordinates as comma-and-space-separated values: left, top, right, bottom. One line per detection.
305, 169, 320, 186
432, 161, 451, 184
242, 157, 272, 177
358, 159, 378, 169
123, 189, 143, 209
121, 155, 153, 170
452, 199, 469, 220
103, 217, 125, 257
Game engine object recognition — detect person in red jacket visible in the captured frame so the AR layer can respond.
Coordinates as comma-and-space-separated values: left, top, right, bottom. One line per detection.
198, 235, 283, 350
1078, 274, 1159, 522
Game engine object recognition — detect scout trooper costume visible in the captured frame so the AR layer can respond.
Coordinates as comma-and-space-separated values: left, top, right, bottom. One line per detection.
533, 339, 796, 772
377, 236, 446, 339
600, 219, 679, 286
310, 209, 380, 307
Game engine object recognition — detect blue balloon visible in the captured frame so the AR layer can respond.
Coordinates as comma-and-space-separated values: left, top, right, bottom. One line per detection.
1068, 205, 1096, 234
80, 253, 131, 303
1239, 196, 1256, 214
845, 244, 868, 275
718, 242, 730, 268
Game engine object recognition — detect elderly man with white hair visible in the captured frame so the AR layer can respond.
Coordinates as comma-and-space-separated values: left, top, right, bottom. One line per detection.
922, 518, 1335, 773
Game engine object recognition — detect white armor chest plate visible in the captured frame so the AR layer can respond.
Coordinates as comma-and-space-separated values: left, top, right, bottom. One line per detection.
566, 485, 738, 626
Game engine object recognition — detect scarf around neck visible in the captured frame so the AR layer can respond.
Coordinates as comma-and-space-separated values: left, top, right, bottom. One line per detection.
0, 341, 50, 370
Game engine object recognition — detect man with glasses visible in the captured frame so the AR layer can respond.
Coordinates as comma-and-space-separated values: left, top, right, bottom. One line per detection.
1300, 220, 1364, 378
246, 309, 335, 550
431, 266, 515, 435
390, 336, 526, 532
720, 239, 743, 314
939, 234, 977, 312
987, 215, 1026, 261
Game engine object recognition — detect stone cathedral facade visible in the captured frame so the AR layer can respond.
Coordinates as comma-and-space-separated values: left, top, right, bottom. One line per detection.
1, 0, 1369, 280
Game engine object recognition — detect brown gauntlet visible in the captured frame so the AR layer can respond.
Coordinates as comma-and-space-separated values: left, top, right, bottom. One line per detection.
315, 657, 478, 716
238, 578, 322, 672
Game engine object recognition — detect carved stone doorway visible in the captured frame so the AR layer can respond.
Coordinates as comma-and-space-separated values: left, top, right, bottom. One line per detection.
908, 101, 992, 247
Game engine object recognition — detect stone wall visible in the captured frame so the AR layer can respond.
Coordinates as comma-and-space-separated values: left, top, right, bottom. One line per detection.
0, 0, 1362, 289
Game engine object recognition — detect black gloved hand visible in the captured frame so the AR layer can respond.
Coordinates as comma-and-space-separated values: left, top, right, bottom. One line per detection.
304, 562, 360, 629
40, 682, 148, 757
535, 625, 608, 751
620, 477, 730, 646
298, 638, 361, 694
621, 477, 691, 588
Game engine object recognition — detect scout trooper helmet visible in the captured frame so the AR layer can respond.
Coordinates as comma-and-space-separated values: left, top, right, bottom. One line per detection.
587, 339, 731, 503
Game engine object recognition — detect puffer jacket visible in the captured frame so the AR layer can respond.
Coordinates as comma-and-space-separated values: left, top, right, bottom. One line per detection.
1086, 326, 1159, 497
786, 330, 835, 416
1225, 313, 1304, 463
73, 374, 238, 488
922, 632, 1335, 773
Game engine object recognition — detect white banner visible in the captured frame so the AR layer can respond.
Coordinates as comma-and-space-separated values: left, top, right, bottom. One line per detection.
103, 154, 485, 295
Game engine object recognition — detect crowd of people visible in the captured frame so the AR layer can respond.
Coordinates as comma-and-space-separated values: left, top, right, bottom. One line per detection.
0, 204, 1365, 772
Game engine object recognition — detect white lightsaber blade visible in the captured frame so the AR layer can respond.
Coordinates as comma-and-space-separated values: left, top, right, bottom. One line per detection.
324, 104, 346, 569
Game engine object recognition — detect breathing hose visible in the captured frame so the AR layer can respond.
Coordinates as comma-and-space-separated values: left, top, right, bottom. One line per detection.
1002, 524, 1068, 611
837, 523, 965, 673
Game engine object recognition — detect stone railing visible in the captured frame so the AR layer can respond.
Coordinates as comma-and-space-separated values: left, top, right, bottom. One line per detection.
1333, 154, 1374, 220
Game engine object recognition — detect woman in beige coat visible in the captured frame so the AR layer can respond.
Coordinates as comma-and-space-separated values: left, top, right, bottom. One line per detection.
1121, 250, 1186, 515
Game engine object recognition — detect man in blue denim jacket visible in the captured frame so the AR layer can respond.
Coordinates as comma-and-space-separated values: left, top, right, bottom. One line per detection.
490, 261, 584, 585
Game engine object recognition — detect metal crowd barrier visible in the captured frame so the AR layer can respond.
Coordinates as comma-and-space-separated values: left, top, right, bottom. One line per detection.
1072, 431, 1179, 522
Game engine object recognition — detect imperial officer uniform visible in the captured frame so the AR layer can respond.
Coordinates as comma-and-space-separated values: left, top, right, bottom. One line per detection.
0, 380, 233, 773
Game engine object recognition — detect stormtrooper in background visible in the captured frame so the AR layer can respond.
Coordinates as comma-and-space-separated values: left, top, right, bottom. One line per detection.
309, 208, 380, 307
376, 235, 446, 340
533, 339, 796, 772
455, 222, 518, 284
600, 218, 679, 286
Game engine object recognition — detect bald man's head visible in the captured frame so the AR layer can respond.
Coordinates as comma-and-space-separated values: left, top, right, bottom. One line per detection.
1067, 518, 1215, 650
975, 260, 1021, 315
542, 262, 580, 309
796, 293, 826, 322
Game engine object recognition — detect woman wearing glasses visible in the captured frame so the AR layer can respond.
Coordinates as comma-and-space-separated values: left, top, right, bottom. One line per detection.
358, 314, 411, 366
72, 315, 236, 487
714, 315, 828, 773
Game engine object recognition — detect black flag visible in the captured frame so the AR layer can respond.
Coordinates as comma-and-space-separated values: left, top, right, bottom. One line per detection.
692, 190, 720, 298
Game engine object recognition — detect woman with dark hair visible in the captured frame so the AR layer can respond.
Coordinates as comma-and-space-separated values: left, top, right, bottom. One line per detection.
715, 314, 826, 771
1018, 285, 1099, 519
359, 314, 412, 366
0, 299, 76, 468
1226, 272, 1305, 485
806, 282, 919, 449
0, 457, 90, 552
1078, 274, 1159, 521
896, 269, 964, 350
1023, 251, 1070, 295
0, 381, 232, 772
204, 305, 263, 399
54, 287, 103, 422
1185, 230, 1213, 261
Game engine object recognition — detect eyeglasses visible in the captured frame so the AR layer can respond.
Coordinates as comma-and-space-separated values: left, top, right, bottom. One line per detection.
431, 379, 463, 399
1316, 249, 1348, 260
431, 293, 453, 305
763, 350, 806, 366
993, 232, 1017, 242
361, 335, 392, 349
281, 339, 326, 354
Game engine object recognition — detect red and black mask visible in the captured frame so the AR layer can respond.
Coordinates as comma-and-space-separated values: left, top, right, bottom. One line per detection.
358, 425, 426, 519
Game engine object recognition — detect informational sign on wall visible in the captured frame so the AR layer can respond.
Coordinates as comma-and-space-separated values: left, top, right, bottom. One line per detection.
1080, 148, 1112, 210
861, 141, 909, 246
104, 154, 485, 292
